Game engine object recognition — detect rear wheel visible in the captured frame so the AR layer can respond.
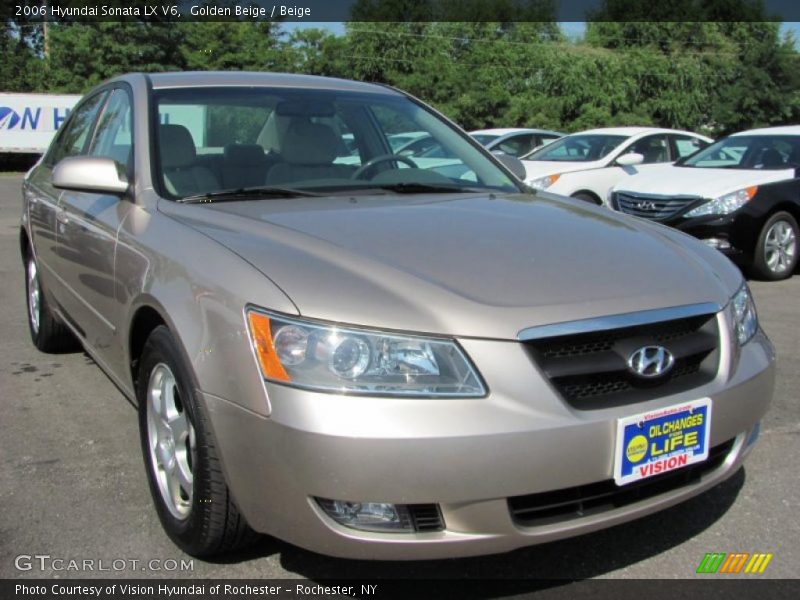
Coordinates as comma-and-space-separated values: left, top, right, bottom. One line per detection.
137, 326, 258, 556
752, 212, 798, 280
24, 252, 77, 353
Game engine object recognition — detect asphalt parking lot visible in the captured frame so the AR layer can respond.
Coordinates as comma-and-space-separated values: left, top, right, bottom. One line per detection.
0, 173, 797, 582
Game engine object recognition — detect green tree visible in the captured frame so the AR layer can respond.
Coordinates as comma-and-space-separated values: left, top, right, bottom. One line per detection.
46, 22, 185, 92
180, 21, 287, 71
585, 1, 800, 134
0, 3, 45, 91
285, 28, 350, 77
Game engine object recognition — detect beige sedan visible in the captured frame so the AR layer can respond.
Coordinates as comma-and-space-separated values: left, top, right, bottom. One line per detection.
20, 71, 774, 559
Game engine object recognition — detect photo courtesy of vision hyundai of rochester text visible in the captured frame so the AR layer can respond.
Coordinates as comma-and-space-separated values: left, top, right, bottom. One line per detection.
20, 72, 774, 559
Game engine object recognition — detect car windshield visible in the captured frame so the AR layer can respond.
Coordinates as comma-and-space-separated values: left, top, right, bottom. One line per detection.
524, 134, 628, 162
678, 135, 800, 170
153, 87, 520, 199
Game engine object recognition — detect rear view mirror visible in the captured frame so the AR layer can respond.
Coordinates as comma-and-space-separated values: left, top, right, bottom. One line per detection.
275, 100, 335, 118
616, 153, 644, 167
53, 156, 129, 195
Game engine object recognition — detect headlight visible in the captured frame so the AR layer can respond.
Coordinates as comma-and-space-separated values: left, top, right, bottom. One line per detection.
527, 173, 561, 190
684, 186, 758, 217
731, 283, 758, 345
246, 309, 486, 397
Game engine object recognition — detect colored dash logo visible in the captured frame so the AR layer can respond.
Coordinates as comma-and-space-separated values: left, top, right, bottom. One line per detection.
0, 107, 21, 130
696, 552, 773, 574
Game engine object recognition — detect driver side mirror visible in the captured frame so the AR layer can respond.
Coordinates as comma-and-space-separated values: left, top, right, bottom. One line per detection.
492, 151, 527, 180
53, 156, 129, 195
616, 152, 644, 167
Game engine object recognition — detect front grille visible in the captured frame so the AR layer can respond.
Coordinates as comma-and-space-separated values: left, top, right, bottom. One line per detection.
615, 191, 701, 220
508, 439, 735, 527
525, 313, 719, 409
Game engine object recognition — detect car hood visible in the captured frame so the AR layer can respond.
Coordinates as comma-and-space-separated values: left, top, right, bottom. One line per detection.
520, 160, 604, 181
613, 165, 795, 198
161, 192, 741, 340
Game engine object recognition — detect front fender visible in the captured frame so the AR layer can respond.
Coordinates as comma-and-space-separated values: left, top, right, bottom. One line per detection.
117, 195, 297, 417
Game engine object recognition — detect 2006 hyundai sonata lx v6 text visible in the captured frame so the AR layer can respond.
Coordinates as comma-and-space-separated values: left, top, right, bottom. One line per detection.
19, 72, 774, 560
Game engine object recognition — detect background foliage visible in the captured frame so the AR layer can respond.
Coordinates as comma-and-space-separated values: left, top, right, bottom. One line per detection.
2, 0, 800, 136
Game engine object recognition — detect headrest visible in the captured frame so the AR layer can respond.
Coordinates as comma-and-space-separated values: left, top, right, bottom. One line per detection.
224, 144, 266, 165
281, 120, 339, 165
159, 124, 196, 169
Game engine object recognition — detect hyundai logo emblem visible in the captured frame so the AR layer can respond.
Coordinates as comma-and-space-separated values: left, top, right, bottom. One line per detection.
634, 200, 657, 211
628, 345, 675, 378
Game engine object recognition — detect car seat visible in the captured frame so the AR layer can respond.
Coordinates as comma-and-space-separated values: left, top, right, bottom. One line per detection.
159, 124, 220, 196
266, 119, 356, 185
761, 148, 785, 169
222, 144, 268, 189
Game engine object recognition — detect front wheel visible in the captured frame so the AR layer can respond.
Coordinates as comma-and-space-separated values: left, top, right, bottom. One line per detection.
137, 326, 258, 556
752, 212, 798, 280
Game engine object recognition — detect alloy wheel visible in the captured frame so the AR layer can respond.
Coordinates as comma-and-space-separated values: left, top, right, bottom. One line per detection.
146, 363, 195, 520
764, 219, 797, 274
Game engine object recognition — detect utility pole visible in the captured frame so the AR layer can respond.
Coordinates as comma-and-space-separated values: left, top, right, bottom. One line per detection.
42, 1, 50, 61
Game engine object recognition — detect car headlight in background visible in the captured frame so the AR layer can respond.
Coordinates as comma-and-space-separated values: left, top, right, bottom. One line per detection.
246, 309, 486, 397
684, 186, 758, 217
527, 173, 561, 190
731, 283, 758, 345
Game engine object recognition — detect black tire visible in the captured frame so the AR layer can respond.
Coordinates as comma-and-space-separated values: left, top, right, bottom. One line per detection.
24, 251, 78, 353
572, 192, 601, 205
751, 211, 799, 281
137, 326, 258, 557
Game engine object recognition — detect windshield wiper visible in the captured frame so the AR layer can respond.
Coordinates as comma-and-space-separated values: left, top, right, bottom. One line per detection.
178, 186, 321, 204
365, 182, 486, 194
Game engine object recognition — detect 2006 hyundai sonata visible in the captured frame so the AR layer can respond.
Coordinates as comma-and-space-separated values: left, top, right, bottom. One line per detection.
20, 72, 774, 559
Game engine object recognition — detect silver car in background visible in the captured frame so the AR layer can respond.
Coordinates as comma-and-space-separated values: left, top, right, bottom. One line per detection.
20, 72, 774, 559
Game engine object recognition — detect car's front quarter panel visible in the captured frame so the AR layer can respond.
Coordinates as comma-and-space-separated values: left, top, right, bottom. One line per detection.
114, 190, 298, 416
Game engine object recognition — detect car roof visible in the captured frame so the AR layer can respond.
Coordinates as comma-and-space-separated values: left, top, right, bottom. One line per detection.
470, 128, 562, 136
141, 71, 402, 95
568, 127, 702, 137
731, 125, 800, 136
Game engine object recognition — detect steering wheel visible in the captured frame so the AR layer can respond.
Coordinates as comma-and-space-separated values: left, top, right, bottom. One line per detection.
351, 154, 418, 180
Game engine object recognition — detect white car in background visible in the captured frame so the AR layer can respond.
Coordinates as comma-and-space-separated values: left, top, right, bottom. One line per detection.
470, 128, 564, 158
521, 127, 713, 206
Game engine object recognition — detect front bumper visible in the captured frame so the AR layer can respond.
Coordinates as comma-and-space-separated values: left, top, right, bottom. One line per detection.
664, 213, 761, 258
202, 327, 774, 560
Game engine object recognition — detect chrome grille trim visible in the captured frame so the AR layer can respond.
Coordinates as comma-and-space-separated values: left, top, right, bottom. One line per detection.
615, 191, 703, 219
517, 302, 721, 342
